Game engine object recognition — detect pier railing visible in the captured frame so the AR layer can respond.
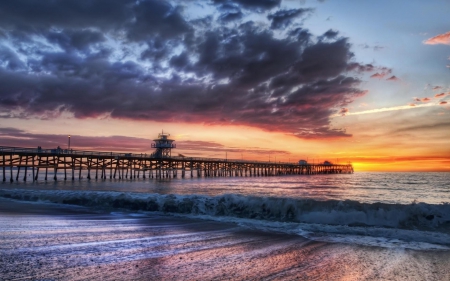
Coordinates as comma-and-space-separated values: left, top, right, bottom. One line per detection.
0, 146, 332, 166
0, 145, 353, 182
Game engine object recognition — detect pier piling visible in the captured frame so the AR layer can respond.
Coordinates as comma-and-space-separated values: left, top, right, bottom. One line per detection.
0, 146, 353, 183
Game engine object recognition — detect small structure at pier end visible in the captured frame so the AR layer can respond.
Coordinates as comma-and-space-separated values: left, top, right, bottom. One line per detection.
151, 131, 176, 158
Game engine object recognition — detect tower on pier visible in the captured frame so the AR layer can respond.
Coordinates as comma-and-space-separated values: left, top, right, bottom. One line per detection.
151, 131, 176, 158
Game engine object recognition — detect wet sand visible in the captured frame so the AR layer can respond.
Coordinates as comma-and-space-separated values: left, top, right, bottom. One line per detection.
1, 198, 449, 280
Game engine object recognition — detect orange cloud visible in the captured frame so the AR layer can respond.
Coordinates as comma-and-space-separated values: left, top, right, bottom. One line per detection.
432, 86, 442, 90
440, 101, 448, 105
424, 31, 450, 45
408, 103, 415, 106
370, 72, 385, 79
414, 98, 421, 102
421, 97, 431, 102
370, 68, 393, 79
435, 93, 446, 98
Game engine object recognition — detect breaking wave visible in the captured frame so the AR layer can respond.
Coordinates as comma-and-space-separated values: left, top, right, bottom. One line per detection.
1, 189, 449, 231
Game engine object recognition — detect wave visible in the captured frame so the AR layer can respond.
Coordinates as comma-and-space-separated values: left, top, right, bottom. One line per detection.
1, 189, 450, 248
0, 189, 450, 247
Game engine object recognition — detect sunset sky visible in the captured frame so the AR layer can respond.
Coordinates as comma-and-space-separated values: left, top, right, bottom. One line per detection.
0, 0, 449, 171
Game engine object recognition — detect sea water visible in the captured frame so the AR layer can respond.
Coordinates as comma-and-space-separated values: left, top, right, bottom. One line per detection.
1, 172, 449, 250
2, 171, 450, 280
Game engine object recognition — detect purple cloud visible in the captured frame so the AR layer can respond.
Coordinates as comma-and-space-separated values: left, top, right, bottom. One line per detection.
0, 0, 375, 139
339, 108, 349, 116
0, 127, 291, 157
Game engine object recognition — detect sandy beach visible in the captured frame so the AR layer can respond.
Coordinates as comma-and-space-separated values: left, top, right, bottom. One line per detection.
1, 197, 449, 280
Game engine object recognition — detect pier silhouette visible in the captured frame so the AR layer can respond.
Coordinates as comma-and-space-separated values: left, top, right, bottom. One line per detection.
0, 133, 353, 182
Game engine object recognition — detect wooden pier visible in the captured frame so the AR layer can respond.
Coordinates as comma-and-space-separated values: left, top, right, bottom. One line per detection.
0, 146, 353, 182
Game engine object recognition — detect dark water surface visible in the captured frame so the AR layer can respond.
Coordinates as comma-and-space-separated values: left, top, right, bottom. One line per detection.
3, 171, 449, 204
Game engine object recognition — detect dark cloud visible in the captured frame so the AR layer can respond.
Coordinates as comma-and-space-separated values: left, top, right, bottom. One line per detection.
218, 3, 243, 22
435, 93, 446, 98
346, 63, 374, 72
288, 28, 311, 43
140, 37, 176, 65
320, 29, 339, 39
47, 29, 105, 52
220, 11, 244, 22
0, 0, 132, 33
0, 0, 190, 41
294, 39, 353, 79
0, 46, 26, 70
0, 0, 375, 139
213, 0, 280, 11
268, 8, 312, 29
269, 38, 359, 90
127, 0, 191, 41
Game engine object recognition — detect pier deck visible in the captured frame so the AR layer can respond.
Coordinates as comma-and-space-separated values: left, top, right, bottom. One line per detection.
0, 146, 353, 182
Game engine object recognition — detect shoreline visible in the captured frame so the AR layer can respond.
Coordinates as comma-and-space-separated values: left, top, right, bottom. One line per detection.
1, 198, 450, 280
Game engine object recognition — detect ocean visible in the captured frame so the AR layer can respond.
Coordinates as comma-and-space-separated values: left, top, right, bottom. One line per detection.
1, 172, 450, 280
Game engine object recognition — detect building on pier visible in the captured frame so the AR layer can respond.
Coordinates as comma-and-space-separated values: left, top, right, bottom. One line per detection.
150, 131, 176, 158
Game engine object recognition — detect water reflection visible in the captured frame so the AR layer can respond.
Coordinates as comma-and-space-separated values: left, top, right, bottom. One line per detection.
1, 171, 449, 204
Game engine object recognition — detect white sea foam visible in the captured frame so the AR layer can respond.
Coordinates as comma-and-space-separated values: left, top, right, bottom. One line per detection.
1, 188, 449, 248
180, 215, 450, 250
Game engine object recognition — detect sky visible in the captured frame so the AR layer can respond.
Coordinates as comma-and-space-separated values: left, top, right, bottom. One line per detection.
0, 0, 449, 172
